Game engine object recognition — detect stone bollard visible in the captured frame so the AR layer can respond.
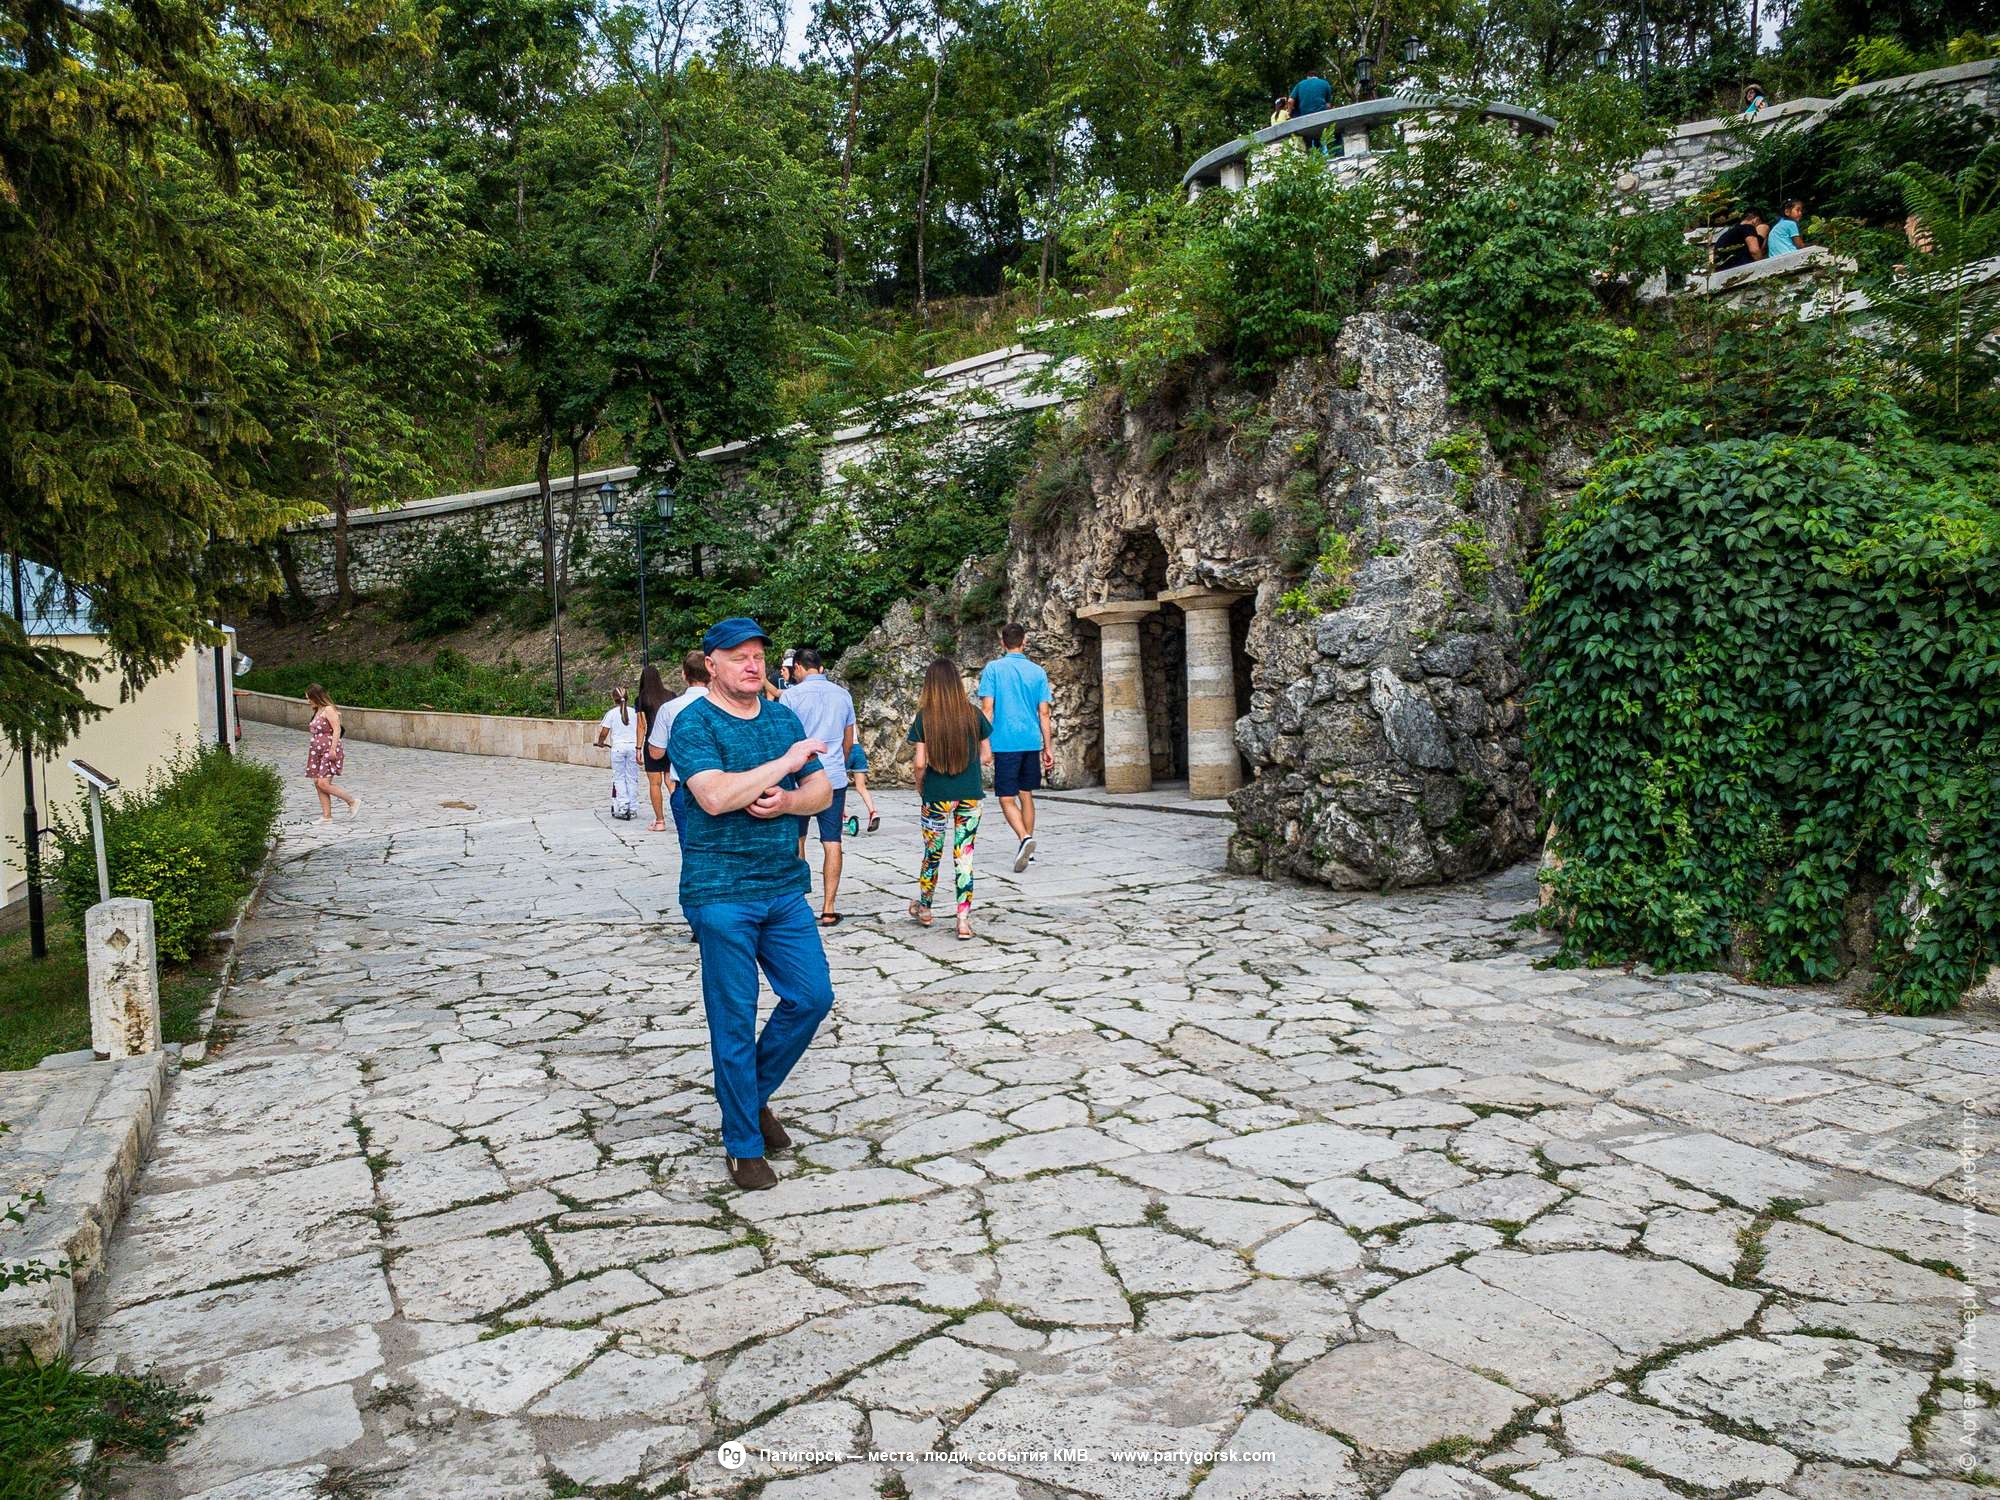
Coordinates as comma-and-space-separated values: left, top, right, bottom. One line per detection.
86, 899, 162, 1059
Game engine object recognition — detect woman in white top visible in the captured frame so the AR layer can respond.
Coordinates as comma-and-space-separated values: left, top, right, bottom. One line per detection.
594, 687, 642, 820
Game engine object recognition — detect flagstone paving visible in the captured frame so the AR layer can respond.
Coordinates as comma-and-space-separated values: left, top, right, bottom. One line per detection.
76, 724, 1998, 1498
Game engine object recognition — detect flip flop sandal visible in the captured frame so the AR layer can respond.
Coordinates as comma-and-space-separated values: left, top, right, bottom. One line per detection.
907, 900, 933, 927
867, 813, 881, 832
956, 920, 974, 941
818, 912, 844, 926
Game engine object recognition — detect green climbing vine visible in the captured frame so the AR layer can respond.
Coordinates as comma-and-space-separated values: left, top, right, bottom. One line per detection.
1525, 433, 2000, 1013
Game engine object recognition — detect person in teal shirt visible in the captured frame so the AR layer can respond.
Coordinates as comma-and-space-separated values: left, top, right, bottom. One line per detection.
977, 622, 1053, 871
668, 616, 835, 1193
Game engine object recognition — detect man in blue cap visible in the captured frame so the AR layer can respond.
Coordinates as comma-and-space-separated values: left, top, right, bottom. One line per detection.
666, 616, 836, 1191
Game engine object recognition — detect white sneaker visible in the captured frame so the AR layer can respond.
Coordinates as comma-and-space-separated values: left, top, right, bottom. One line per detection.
1014, 836, 1036, 872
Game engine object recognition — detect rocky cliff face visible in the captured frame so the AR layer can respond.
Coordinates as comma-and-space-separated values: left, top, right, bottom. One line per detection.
835, 312, 1541, 889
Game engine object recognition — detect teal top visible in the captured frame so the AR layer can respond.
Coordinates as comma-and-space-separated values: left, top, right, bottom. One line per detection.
908, 709, 992, 805
668, 697, 823, 908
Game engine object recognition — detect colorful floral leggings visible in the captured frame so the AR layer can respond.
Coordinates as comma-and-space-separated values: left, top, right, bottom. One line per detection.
917, 799, 981, 916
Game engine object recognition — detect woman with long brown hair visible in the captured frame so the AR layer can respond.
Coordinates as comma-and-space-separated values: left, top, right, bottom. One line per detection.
636, 662, 672, 831
303, 684, 358, 821
906, 657, 992, 940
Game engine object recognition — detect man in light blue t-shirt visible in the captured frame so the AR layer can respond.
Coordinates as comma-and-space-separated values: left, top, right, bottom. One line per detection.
977, 622, 1053, 872
781, 648, 858, 925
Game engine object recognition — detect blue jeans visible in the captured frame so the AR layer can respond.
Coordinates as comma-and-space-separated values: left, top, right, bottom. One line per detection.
687, 892, 835, 1159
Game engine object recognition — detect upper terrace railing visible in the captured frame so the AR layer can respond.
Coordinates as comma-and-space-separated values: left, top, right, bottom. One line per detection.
1180, 95, 1556, 200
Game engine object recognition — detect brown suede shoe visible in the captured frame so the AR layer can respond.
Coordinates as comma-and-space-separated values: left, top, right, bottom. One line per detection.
728, 1155, 778, 1191
759, 1106, 793, 1153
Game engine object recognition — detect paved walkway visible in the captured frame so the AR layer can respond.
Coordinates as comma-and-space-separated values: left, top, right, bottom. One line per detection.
77, 724, 1996, 1499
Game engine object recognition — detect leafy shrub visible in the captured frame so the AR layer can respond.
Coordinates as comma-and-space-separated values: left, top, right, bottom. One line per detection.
1526, 434, 2000, 1013
1052, 149, 1375, 395
396, 532, 507, 639
50, 748, 281, 962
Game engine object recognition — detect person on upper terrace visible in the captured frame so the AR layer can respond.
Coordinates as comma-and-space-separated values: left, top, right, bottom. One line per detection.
1289, 70, 1333, 153
1767, 199, 1807, 257
1711, 209, 1769, 272
1741, 82, 1769, 119
1292, 70, 1334, 118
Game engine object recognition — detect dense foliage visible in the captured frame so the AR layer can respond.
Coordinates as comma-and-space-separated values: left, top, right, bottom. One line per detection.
50, 749, 283, 963
1527, 428, 1999, 1014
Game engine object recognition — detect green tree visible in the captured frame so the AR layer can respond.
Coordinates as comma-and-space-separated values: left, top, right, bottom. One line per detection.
0, 0, 409, 753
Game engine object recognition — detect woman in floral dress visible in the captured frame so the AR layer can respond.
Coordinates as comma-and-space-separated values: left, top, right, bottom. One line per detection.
305, 684, 359, 821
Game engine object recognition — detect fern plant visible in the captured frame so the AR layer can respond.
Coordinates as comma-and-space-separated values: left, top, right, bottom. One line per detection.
1882, 139, 2000, 435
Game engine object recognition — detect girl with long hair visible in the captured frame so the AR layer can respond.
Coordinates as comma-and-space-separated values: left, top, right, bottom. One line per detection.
906, 657, 992, 940
636, 663, 671, 831
595, 686, 642, 819
303, 684, 358, 821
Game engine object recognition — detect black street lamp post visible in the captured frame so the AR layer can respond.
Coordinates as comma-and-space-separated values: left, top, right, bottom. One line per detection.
600, 478, 679, 670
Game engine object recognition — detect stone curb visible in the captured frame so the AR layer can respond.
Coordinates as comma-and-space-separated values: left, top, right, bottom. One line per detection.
0, 1050, 171, 1365
184, 829, 281, 1064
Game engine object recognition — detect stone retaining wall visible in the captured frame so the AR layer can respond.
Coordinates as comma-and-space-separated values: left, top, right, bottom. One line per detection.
284, 335, 1090, 600
1623, 59, 1998, 210
237, 690, 613, 769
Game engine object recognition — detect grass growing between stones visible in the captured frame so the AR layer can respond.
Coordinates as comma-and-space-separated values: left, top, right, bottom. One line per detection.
0, 926, 218, 1072
0, 1354, 202, 1500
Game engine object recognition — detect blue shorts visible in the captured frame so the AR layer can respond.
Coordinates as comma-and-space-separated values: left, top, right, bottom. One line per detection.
847, 744, 869, 774
992, 750, 1042, 798
800, 788, 847, 843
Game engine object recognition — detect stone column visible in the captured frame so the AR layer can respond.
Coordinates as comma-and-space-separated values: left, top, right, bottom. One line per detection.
1078, 601, 1161, 794
87, 898, 160, 1059
1161, 587, 1249, 800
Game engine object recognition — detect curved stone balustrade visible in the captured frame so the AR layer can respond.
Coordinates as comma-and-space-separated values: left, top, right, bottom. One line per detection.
1181, 94, 1556, 200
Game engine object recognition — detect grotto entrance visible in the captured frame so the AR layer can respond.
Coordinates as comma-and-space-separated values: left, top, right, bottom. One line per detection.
1076, 529, 1250, 798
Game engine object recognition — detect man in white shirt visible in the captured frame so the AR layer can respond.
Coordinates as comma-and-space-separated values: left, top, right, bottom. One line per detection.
781, 648, 857, 925
648, 650, 711, 846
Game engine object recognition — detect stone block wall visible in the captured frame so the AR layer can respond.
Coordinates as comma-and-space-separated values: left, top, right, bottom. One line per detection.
283, 470, 645, 598
282, 337, 1089, 601
1623, 59, 1997, 211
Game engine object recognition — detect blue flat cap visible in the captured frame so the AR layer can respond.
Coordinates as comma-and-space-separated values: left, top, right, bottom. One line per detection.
702, 616, 770, 652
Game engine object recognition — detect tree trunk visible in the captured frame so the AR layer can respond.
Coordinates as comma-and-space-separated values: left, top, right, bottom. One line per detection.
835, 48, 866, 300
560, 431, 594, 597
332, 441, 356, 613
471, 407, 489, 485
915, 26, 944, 326
273, 535, 305, 613
536, 419, 556, 595
1037, 124, 1060, 317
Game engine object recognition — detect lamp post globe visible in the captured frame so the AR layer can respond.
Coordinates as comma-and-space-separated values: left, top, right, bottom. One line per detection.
597, 479, 618, 521
1402, 34, 1420, 66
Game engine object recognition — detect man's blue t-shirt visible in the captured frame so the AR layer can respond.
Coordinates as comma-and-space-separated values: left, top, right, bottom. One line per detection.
1768, 217, 1803, 256
667, 697, 823, 909
782, 674, 856, 790
977, 653, 1052, 753
1293, 75, 1334, 116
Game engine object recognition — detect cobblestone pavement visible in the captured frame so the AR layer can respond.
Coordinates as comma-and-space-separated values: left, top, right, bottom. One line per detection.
77, 724, 1998, 1499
